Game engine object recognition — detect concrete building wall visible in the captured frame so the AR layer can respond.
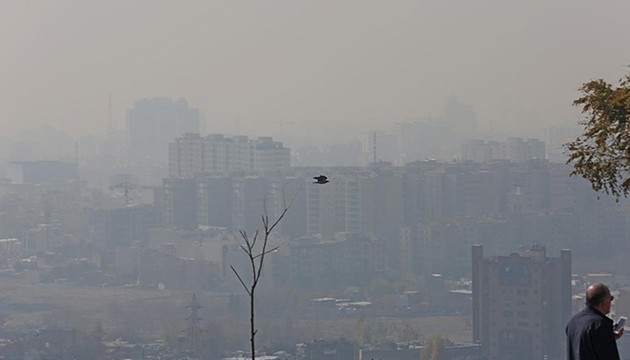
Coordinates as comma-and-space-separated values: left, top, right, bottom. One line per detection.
472, 245, 571, 360
461, 137, 546, 163
280, 232, 385, 291
168, 133, 290, 177
197, 176, 233, 228
127, 97, 200, 159
162, 178, 197, 229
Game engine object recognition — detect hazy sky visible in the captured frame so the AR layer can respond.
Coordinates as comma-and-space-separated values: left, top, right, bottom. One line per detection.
1, 0, 630, 139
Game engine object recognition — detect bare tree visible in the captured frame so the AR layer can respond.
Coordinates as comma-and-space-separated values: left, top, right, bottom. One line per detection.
231, 193, 294, 360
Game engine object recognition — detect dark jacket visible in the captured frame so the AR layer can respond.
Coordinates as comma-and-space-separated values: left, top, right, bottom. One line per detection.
566, 306, 620, 360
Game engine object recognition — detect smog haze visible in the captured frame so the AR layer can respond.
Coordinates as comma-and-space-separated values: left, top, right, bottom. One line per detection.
2, 0, 629, 141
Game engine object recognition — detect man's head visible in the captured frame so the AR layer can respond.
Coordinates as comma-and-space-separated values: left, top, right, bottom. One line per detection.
586, 283, 614, 314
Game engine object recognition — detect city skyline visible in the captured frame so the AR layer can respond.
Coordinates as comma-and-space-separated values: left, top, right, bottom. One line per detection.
2, 2, 630, 358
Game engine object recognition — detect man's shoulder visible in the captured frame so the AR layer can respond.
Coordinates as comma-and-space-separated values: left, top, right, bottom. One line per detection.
568, 307, 610, 328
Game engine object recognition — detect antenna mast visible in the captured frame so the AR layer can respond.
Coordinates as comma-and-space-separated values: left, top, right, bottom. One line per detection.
107, 93, 114, 138
75, 142, 79, 180
373, 131, 377, 164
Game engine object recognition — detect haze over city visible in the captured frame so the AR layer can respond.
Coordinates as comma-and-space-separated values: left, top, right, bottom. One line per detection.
2, 1, 630, 359
2, 0, 629, 141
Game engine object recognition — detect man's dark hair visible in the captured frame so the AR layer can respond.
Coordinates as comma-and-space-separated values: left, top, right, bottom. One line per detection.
585, 283, 610, 307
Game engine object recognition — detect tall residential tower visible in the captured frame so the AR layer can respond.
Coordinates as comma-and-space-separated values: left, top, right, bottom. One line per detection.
127, 97, 201, 159
472, 245, 571, 360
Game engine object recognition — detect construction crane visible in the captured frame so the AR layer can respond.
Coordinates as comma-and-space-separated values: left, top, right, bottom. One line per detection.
265, 119, 295, 137
109, 181, 156, 204
109, 181, 135, 203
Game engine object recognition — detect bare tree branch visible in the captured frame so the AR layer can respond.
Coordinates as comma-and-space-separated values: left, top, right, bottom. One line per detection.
230, 265, 251, 297
230, 183, 298, 360
250, 229, 259, 249
252, 246, 280, 260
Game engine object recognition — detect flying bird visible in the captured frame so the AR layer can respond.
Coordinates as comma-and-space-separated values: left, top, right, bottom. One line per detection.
313, 175, 329, 184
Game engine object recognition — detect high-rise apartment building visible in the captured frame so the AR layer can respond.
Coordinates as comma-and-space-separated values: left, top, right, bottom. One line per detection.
161, 178, 197, 230
196, 176, 233, 228
232, 176, 270, 234
127, 97, 201, 159
391, 120, 452, 164
253, 136, 292, 172
344, 170, 403, 237
461, 137, 546, 163
444, 96, 477, 137
402, 216, 528, 279
306, 174, 347, 236
306, 168, 404, 237
472, 245, 571, 360
268, 176, 307, 237
505, 137, 545, 163
168, 134, 290, 178
158, 173, 307, 235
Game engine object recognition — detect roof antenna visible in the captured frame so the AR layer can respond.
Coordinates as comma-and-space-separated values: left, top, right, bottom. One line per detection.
373, 131, 377, 164
107, 93, 114, 138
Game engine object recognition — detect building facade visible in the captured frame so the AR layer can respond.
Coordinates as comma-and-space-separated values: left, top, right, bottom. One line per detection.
472, 245, 571, 360
127, 97, 201, 159
461, 137, 545, 163
168, 133, 290, 178
7, 161, 78, 184
273, 232, 386, 291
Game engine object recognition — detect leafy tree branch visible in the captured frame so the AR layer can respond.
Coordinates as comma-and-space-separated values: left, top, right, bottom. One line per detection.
566, 73, 630, 198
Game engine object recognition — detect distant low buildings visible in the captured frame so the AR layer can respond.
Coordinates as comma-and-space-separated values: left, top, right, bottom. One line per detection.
137, 249, 218, 290
6, 161, 78, 184
115, 226, 232, 289
359, 342, 481, 360
90, 204, 161, 249
272, 232, 386, 291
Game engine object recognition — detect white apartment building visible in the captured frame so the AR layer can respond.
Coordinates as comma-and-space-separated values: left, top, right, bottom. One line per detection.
169, 133, 290, 178
461, 137, 545, 163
